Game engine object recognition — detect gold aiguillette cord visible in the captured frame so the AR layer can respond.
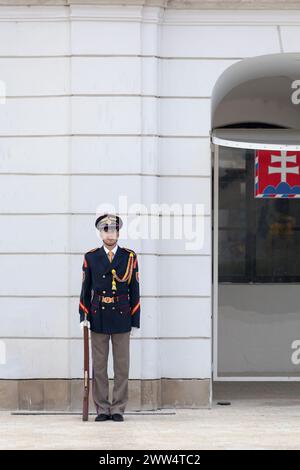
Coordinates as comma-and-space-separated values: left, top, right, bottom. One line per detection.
111, 252, 134, 291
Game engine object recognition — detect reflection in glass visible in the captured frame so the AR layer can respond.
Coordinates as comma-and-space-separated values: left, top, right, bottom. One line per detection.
219, 147, 300, 282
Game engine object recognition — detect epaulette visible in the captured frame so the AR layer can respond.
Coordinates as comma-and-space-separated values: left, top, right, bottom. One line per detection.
83, 247, 98, 266
123, 247, 136, 256
86, 247, 99, 254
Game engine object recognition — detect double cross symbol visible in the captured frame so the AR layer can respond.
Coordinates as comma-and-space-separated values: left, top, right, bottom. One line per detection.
268, 151, 299, 183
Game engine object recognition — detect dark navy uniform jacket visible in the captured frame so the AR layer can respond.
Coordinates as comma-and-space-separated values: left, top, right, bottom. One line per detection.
79, 245, 140, 334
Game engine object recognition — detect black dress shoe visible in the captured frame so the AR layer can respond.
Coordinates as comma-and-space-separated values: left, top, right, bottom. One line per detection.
111, 413, 124, 421
95, 413, 111, 421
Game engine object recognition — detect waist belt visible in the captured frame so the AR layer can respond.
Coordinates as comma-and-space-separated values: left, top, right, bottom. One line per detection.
99, 294, 129, 304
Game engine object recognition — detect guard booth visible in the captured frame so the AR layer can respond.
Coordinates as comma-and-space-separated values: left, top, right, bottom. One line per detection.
211, 53, 300, 383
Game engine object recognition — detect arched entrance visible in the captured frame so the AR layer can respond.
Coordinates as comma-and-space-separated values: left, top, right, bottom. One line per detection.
211, 53, 300, 388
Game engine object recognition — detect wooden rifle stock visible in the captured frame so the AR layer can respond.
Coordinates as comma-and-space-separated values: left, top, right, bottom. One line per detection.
82, 314, 89, 421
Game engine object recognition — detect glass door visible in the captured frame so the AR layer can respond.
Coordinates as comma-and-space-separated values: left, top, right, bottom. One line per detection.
213, 144, 300, 380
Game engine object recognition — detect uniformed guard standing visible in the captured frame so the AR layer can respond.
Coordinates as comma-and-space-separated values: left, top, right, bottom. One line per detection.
79, 213, 140, 422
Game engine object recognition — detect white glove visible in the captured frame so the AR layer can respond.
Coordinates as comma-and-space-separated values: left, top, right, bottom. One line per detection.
130, 326, 139, 337
80, 320, 90, 331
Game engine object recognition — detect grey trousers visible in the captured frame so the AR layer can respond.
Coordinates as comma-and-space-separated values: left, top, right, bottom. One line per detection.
91, 330, 130, 416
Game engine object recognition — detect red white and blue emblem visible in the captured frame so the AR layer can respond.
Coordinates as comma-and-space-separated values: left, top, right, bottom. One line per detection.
255, 149, 300, 198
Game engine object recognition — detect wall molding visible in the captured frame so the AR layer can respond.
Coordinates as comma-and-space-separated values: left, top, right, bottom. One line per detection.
0, 4, 299, 25
1, 0, 300, 10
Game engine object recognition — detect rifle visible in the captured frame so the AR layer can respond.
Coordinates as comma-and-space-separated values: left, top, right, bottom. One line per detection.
82, 313, 90, 421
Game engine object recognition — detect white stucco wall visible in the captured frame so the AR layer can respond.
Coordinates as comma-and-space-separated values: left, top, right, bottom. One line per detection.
0, 3, 299, 384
